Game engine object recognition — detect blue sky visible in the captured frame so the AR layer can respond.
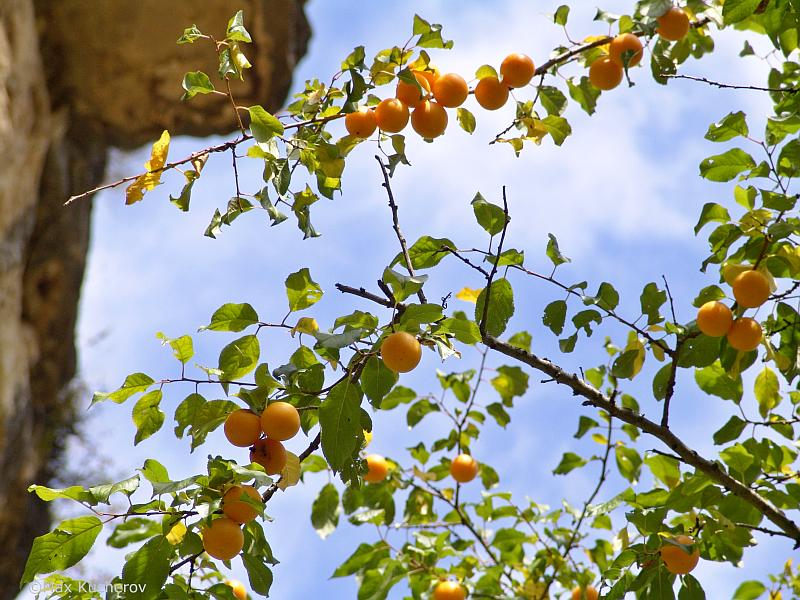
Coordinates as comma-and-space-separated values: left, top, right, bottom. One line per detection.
36, 1, 795, 598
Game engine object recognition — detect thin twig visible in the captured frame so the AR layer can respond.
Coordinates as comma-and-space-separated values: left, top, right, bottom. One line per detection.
660, 73, 800, 94
375, 156, 427, 304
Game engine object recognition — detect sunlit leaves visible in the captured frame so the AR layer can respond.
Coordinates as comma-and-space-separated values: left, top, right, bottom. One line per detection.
91, 373, 155, 406
699, 148, 756, 182
695, 361, 743, 402
319, 382, 364, 473
553, 452, 587, 474
181, 71, 215, 100
286, 268, 323, 312
248, 105, 285, 143
202, 303, 260, 332
125, 130, 170, 205
471, 192, 506, 236
311, 483, 340, 539
475, 278, 515, 336
132, 391, 165, 445
218, 335, 260, 380
546, 233, 571, 267
21, 517, 103, 586
705, 111, 749, 142
754, 366, 780, 418
722, 0, 761, 24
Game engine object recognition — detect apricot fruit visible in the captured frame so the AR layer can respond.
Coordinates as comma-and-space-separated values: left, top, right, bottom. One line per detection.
222, 485, 262, 524
375, 98, 409, 133
364, 454, 390, 483
589, 56, 624, 90
696, 301, 733, 337
396, 71, 432, 109
660, 535, 700, 575
201, 517, 244, 561
433, 581, 466, 600
657, 7, 691, 41
450, 454, 479, 483
432, 73, 469, 107
345, 107, 377, 138
732, 270, 771, 308
572, 586, 599, 600
727, 318, 762, 352
250, 438, 287, 475
224, 409, 262, 448
225, 579, 248, 600
474, 76, 509, 110
500, 53, 535, 88
609, 33, 643, 67
411, 101, 448, 138
380, 331, 422, 373
261, 401, 300, 441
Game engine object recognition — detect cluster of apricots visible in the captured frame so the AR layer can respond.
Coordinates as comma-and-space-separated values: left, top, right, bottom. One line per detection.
345, 52, 536, 140
696, 266, 771, 352
346, 6, 691, 142
199, 402, 303, 561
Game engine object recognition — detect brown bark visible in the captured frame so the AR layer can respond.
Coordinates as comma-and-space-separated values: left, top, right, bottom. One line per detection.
0, 1, 308, 596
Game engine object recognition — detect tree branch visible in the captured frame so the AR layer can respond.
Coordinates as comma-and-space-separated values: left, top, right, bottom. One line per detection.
660, 73, 800, 94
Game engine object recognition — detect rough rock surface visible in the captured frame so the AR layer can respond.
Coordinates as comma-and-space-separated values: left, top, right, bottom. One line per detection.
0, 1, 308, 596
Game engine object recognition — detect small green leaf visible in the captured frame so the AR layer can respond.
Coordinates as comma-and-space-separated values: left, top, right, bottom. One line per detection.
732, 580, 766, 600
202, 303, 260, 332
226, 10, 252, 42
699, 148, 756, 182
475, 278, 515, 337
248, 105, 285, 143
694, 202, 731, 234
457, 108, 476, 134
218, 335, 260, 380
754, 366, 781, 418
695, 362, 743, 402
554, 5, 570, 25
132, 391, 164, 445
21, 517, 103, 586
471, 192, 506, 236
286, 268, 323, 312
311, 483, 341, 539
91, 373, 155, 406
713, 415, 747, 445
553, 452, 586, 474
319, 382, 363, 473
705, 111, 749, 142
546, 233, 571, 267
181, 71, 215, 100
360, 356, 398, 409
722, 0, 760, 24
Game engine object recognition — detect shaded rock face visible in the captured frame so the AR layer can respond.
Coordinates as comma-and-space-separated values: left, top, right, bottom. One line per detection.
0, 1, 308, 596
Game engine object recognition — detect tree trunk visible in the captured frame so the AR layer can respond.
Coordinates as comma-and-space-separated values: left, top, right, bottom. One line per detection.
0, 2, 309, 596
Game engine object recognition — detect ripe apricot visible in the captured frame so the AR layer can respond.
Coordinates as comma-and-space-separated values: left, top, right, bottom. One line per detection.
657, 7, 691, 41
364, 454, 390, 483
222, 485, 263, 524
432, 73, 469, 107
396, 71, 432, 109
474, 76, 509, 110
261, 401, 301, 441
345, 107, 377, 138
201, 517, 243, 561
589, 56, 624, 90
411, 101, 448, 138
375, 98, 409, 133
500, 53, 535, 88
572, 586, 599, 600
433, 581, 466, 600
450, 453, 479, 483
250, 438, 287, 475
732, 270, 771, 308
420, 68, 440, 88
380, 331, 422, 373
696, 301, 733, 337
660, 535, 700, 575
224, 409, 262, 448
225, 579, 248, 600
727, 317, 762, 352
609, 33, 643, 67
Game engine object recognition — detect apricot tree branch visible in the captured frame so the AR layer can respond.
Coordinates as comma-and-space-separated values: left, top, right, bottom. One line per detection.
660, 73, 800, 94
375, 155, 427, 304
481, 333, 800, 548
479, 188, 509, 337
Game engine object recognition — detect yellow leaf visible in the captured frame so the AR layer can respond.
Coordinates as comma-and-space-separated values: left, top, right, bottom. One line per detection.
522, 118, 548, 145
520, 581, 548, 600
166, 522, 186, 545
624, 331, 646, 378
456, 287, 482, 303
278, 451, 300, 490
126, 130, 171, 205
291, 317, 319, 337
363, 429, 373, 447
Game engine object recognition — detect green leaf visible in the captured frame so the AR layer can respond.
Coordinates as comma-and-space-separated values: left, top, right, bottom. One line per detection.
471, 192, 506, 236
705, 111, 749, 142
720, 443, 755, 475
546, 233, 571, 267
226, 10, 252, 42
593, 282, 619, 310
218, 335, 260, 380
286, 268, 323, 312
539, 86, 568, 116
202, 303, 259, 332
722, 0, 760, 24
679, 574, 706, 600
486, 402, 511, 427
383, 267, 428, 302
553, 452, 587, 474
695, 362, 743, 402
407, 398, 439, 427
694, 202, 731, 234
311, 483, 341, 539
436, 317, 482, 345
644, 454, 680, 487
360, 356, 398, 409
181, 71, 215, 100
574, 416, 598, 439
554, 4, 570, 25
713, 415, 747, 445
615, 445, 642, 483
541, 115, 572, 145
732, 580, 766, 600
140, 459, 170, 484
332, 542, 391, 577
177, 25, 204, 44
692, 284, 726, 307
456, 108, 476, 133
475, 278, 515, 337
91, 372, 155, 406
567, 76, 600, 115
248, 105, 285, 143
319, 382, 363, 473
640, 282, 667, 325
121, 536, 171, 599
132, 391, 164, 445
21, 517, 103, 586
156, 333, 194, 364
491, 366, 529, 403
754, 366, 781, 418
699, 148, 756, 182
107, 518, 161, 549
392, 236, 454, 270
